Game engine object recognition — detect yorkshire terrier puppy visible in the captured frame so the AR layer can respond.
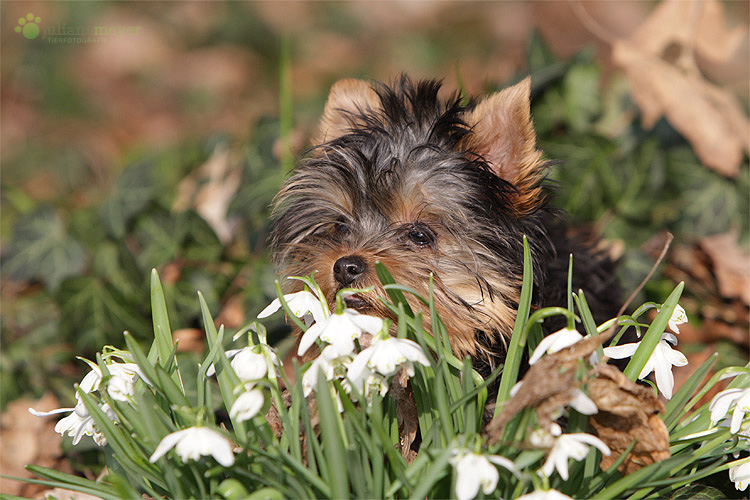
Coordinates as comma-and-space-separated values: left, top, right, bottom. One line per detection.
269, 75, 620, 379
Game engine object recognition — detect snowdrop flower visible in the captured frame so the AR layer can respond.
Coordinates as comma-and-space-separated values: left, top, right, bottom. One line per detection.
603, 333, 687, 399
207, 346, 274, 383
345, 363, 389, 402
541, 432, 610, 480
103, 363, 149, 402
709, 387, 750, 434
451, 450, 517, 500
345, 336, 429, 402
529, 328, 583, 365
302, 351, 351, 397
517, 489, 574, 500
229, 386, 265, 422
297, 309, 384, 358
149, 426, 235, 467
72, 361, 148, 403
730, 461, 750, 491
258, 290, 327, 326
348, 337, 431, 379
29, 401, 117, 446
667, 304, 687, 334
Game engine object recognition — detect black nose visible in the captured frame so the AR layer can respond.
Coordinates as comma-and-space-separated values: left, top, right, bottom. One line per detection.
333, 256, 366, 286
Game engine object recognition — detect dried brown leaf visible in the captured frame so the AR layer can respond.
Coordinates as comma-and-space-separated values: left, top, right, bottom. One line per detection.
699, 231, 750, 306
612, 0, 750, 177
392, 371, 419, 463
589, 364, 670, 475
173, 145, 242, 244
486, 334, 606, 442
0, 395, 74, 497
173, 328, 205, 354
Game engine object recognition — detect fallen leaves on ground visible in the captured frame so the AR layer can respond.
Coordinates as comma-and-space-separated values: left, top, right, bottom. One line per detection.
173, 145, 243, 245
661, 231, 750, 348
612, 0, 749, 177
0, 394, 74, 497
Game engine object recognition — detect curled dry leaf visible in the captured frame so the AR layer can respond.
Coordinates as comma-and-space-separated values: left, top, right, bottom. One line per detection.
173, 144, 242, 244
392, 370, 419, 463
612, 0, 749, 177
486, 334, 607, 443
588, 364, 670, 475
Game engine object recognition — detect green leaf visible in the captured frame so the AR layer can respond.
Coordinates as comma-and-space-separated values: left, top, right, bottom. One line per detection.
623, 282, 684, 382
671, 484, 727, 500
315, 372, 349, 498
148, 269, 174, 367
562, 62, 601, 133
57, 276, 150, 348
496, 236, 534, 408
99, 161, 156, 238
2, 206, 86, 292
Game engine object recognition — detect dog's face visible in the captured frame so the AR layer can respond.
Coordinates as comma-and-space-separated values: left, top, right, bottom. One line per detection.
270, 76, 549, 361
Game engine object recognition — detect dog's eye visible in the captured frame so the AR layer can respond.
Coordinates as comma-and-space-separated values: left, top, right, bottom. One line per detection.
407, 224, 435, 248
334, 222, 350, 236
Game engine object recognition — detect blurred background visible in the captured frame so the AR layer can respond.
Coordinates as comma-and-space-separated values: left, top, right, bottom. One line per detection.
1, 1, 748, 494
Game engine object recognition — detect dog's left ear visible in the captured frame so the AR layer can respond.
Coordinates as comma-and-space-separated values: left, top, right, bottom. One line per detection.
315, 78, 381, 144
463, 77, 545, 214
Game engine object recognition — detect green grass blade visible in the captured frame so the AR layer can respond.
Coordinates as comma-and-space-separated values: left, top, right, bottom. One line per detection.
315, 372, 349, 498
496, 236, 533, 410
623, 282, 684, 381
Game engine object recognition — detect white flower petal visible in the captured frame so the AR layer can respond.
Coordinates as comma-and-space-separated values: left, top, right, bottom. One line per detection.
231, 348, 269, 382
730, 461, 750, 491
730, 390, 750, 434
453, 453, 500, 500
652, 339, 688, 399
150, 427, 235, 467
349, 312, 384, 335
529, 328, 583, 365
259, 291, 327, 324
229, 388, 265, 422
29, 407, 76, 417
517, 489, 575, 500
667, 304, 687, 334
541, 432, 610, 480
297, 321, 325, 356
710, 388, 743, 424
78, 367, 102, 394
602, 343, 639, 359
150, 428, 190, 463
569, 389, 598, 415
488, 455, 518, 475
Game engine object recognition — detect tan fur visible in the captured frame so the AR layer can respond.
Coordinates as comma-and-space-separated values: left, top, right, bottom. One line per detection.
315, 79, 381, 144
463, 78, 546, 215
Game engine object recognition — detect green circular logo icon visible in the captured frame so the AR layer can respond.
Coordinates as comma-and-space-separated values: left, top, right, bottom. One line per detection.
15, 13, 41, 40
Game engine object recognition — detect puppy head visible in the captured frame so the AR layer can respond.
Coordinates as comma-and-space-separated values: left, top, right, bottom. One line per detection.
270, 76, 549, 361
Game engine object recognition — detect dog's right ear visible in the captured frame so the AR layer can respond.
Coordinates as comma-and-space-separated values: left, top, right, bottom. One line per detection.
315, 79, 380, 144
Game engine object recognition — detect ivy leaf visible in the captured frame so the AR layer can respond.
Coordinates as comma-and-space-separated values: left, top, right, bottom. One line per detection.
1, 206, 86, 292
672, 484, 728, 500
99, 161, 156, 238
57, 276, 150, 349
